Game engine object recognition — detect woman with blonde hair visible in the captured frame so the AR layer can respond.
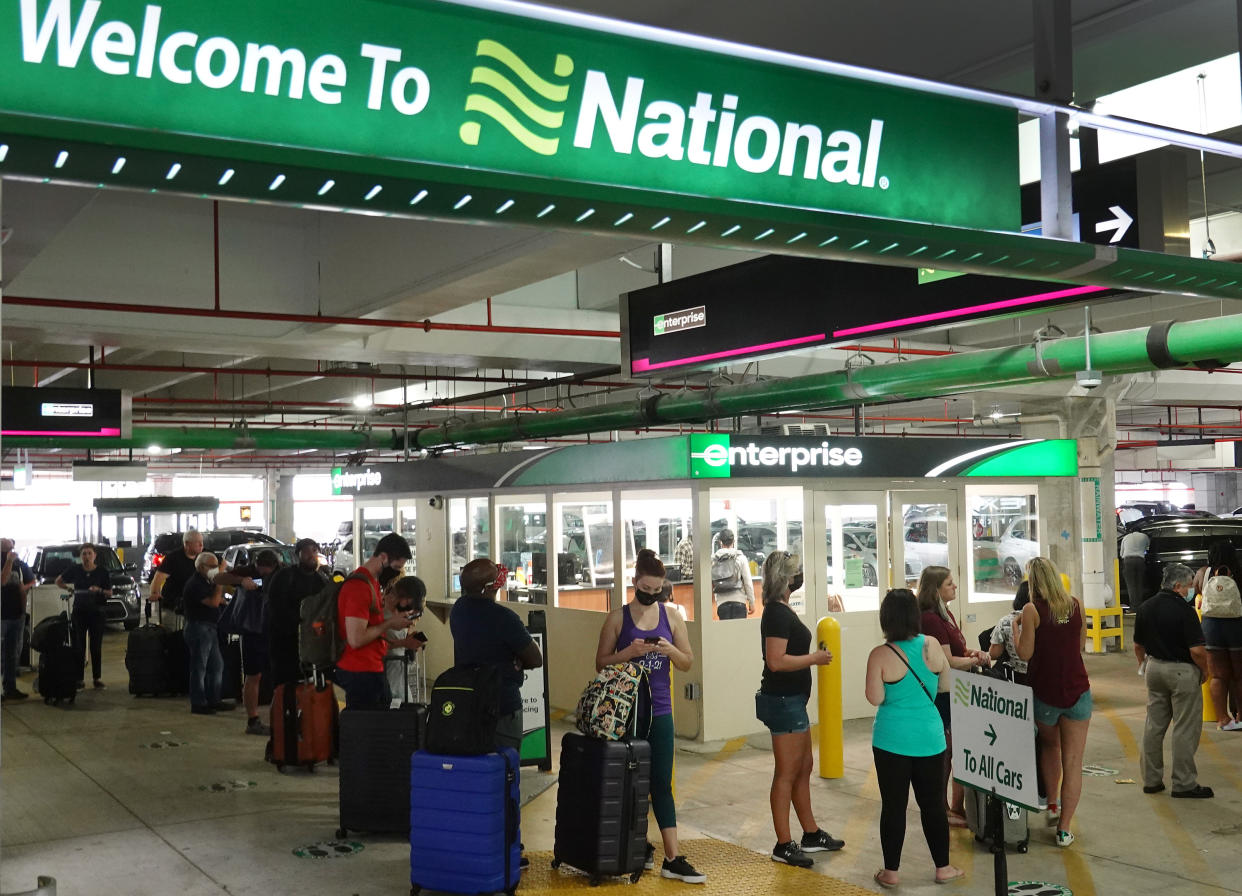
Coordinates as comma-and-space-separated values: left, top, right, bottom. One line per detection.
916, 566, 990, 827
755, 550, 843, 868
1016, 557, 1091, 848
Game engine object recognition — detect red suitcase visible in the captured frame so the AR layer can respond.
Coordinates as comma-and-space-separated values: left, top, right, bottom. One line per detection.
266, 672, 339, 772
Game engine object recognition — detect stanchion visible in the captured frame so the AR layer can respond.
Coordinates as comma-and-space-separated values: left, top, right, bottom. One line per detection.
816, 615, 843, 779
986, 794, 1008, 896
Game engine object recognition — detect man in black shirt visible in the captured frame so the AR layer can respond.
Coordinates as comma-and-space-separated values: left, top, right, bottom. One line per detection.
152, 530, 255, 629
1134, 562, 1212, 799
183, 551, 229, 715
1, 538, 35, 701
267, 538, 328, 685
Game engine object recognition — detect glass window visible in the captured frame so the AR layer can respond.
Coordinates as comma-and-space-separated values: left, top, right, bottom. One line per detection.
553, 492, 614, 612
396, 499, 418, 575
448, 496, 490, 595
709, 487, 804, 616
968, 487, 1039, 602
899, 501, 951, 587
621, 488, 693, 621
825, 503, 881, 612
496, 495, 548, 604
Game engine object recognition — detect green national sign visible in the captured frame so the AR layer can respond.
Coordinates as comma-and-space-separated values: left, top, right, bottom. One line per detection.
2, 0, 1019, 232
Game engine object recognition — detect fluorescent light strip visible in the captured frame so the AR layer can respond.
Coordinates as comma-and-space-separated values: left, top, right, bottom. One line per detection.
575, 208, 595, 222
614, 212, 634, 226
651, 216, 670, 230
268, 174, 286, 190
849, 238, 869, 250
165, 162, 181, 179
496, 199, 514, 214
754, 228, 774, 241
54, 151, 68, 169
0, 144, 8, 162
631, 333, 828, 373
537, 203, 555, 217
879, 242, 899, 253
410, 189, 428, 205
819, 236, 839, 246
365, 185, 382, 200
111, 157, 126, 174
218, 168, 235, 185
832, 284, 1110, 338
786, 232, 807, 244
721, 224, 741, 236
686, 220, 706, 233
318, 179, 335, 196
454, 194, 472, 209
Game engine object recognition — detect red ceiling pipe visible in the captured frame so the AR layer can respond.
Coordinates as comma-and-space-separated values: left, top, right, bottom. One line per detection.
2, 295, 621, 338
837, 343, 956, 357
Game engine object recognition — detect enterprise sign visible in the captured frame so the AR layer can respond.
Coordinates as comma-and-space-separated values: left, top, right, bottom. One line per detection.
332, 466, 383, 494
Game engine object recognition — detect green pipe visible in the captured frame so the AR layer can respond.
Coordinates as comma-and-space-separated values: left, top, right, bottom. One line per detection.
404, 313, 1242, 450
2, 425, 384, 451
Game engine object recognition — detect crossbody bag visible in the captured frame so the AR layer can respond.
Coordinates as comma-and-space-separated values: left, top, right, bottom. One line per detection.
884, 642, 937, 704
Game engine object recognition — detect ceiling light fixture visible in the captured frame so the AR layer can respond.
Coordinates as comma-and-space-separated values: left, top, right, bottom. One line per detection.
353, 394, 373, 409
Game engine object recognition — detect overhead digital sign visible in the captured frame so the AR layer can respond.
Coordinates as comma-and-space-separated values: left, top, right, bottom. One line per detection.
2, 386, 131, 438
622, 255, 1124, 376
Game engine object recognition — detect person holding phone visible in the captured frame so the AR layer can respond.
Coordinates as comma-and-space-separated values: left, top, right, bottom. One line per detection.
594, 549, 704, 884
382, 574, 427, 704
756, 550, 843, 869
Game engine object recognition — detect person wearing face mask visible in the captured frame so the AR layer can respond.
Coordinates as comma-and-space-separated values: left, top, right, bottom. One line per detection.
593, 548, 703, 884
183, 551, 229, 715
756, 550, 843, 869
335, 532, 420, 709
1132, 562, 1213, 803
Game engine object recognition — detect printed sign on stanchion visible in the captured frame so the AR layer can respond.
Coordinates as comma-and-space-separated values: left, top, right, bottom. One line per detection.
949, 669, 1039, 809
520, 611, 552, 771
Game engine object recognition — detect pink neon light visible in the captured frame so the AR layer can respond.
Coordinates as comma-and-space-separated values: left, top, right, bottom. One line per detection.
632, 333, 827, 373
2, 428, 122, 437
831, 285, 1109, 337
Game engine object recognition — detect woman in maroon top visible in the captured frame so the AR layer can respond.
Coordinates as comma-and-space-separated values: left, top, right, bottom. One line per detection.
917, 566, 990, 827
1016, 557, 1091, 848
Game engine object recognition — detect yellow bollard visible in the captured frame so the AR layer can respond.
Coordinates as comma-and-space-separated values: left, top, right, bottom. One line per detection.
1196, 605, 1215, 722
816, 615, 844, 779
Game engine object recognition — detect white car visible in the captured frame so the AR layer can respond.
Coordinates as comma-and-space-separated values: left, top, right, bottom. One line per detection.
997, 515, 1041, 585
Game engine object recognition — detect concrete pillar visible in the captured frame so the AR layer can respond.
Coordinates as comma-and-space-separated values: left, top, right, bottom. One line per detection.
270, 473, 295, 542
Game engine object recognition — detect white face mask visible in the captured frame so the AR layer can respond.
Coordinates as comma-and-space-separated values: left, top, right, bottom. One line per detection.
204, 568, 219, 582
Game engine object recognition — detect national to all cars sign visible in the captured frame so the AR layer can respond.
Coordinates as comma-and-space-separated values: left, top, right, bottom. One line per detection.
949, 669, 1039, 810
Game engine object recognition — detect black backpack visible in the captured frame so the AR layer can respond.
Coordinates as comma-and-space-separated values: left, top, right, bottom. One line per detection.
424, 663, 501, 755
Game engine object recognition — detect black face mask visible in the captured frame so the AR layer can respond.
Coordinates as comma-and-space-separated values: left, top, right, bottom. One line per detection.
377, 566, 402, 588
634, 589, 661, 606
789, 575, 804, 593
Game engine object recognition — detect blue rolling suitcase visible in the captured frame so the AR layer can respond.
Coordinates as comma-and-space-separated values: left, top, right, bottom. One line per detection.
410, 747, 520, 896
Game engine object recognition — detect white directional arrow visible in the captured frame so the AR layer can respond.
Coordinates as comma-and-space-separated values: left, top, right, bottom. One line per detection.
1095, 205, 1134, 244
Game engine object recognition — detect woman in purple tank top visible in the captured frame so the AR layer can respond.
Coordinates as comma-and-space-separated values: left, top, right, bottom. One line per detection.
1016, 557, 1092, 849
594, 549, 704, 884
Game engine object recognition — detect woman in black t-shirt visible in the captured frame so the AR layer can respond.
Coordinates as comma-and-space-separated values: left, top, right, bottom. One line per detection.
756, 550, 842, 869
55, 544, 111, 689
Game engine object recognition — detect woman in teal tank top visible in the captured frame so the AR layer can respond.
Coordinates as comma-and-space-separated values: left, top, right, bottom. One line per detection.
865, 589, 963, 888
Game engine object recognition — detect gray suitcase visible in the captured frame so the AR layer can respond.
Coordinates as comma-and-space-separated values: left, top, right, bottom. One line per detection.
963, 788, 1029, 853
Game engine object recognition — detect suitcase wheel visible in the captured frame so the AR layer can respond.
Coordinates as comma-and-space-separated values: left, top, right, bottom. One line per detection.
973, 834, 984, 843
1017, 842, 1028, 854
275, 762, 286, 773
589, 874, 601, 887
410, 887, 420, 896
336, 828, 347, 839
43, 697, 52, 705
629, 871, 643, 884
306, 763, 315, 773
550, 859, 560, 870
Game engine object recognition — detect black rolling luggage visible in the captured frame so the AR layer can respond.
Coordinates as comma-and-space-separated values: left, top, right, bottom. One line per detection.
34, 614, 78, 706
162, 629, 189, 695
126, 623, 170, 695
337, 703, 427, 837
552, 732, 651, 884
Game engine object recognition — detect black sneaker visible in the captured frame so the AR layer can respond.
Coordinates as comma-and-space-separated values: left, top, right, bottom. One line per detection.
190, 705, 216, 715
1171, 785, 1214, 799
800, 829, 845, 852
644, 842, 655, 871
209, 701, 236, 711
245, 717, 271, 736
771, 841, 813, 868
661, 856, 706, 884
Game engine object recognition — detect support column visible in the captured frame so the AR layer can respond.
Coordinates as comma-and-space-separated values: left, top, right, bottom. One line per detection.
1034, 0, 1074, 240
270, 473, 295, 543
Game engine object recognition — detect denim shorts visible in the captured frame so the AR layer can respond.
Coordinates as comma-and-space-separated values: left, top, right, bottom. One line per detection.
755, 691, 810, 735
1033, 689, 1093, 726
1202, 615, 1242, 650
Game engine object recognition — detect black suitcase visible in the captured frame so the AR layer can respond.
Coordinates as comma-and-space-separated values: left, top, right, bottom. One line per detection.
552, 733, 651, 884
35, 616, 78, 706
337, 704, 427, 838
222, 636, 243, 701
162, 629, 189, 695
126, 623, 170, 696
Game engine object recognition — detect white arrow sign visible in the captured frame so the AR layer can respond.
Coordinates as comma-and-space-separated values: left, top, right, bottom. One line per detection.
1095, 205, 1134, 244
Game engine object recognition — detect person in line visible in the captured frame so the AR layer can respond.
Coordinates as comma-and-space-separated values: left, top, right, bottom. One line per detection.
335, 532, 422, 708
267, 538, 328, 686
916, 566, 990, 827
866, 588, 963, 889
594, 549, 705, 884
55, 543, 111, 690
711, 528, 753, 619
1192, 539, 1242, 730
988, 582, 1031, 684
1119, 527, 1151, 611
673, 531, 695, 581
228, 549, 281, 735
756, 550, 844, 869
383, 574, 427, 705
1, 539, 36, 701
1133, 562, 1213, 799
1015, 557, 1092, 846
151, 530, 256, 626
183, 551, 229, 715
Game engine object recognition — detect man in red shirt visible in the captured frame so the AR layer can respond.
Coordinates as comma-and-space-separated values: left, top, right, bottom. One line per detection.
335, 532, 420, 708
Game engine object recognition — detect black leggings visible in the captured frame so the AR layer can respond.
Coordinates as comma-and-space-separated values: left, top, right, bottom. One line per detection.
72, 604, 105, 682
873, 746, 950, 871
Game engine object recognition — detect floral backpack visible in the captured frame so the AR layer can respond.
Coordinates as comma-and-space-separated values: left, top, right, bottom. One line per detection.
574, 662, 652, 740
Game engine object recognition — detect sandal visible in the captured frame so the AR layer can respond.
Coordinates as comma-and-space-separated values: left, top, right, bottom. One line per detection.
946, 811, 968, 828
874, 870, 899, 889
935, 867, 966, 884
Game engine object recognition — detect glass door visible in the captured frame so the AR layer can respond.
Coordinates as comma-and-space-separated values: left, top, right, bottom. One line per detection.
816, 491, 886, 613
889, 490, 960, 590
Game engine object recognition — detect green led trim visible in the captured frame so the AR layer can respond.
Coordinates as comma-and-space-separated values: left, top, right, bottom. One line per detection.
963, 440, 1079, 478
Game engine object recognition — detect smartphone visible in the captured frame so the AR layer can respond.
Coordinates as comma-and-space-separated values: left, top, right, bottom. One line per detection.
251, 578, 263, 587
643, 636, 661, 644
413, 631, 428, 643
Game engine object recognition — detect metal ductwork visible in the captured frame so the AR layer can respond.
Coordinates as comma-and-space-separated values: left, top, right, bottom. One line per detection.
400, 314, 1242, 451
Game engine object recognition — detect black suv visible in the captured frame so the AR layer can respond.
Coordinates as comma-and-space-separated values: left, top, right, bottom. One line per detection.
1122, 516, 1242, 605
142, 528, 281, 582
24, 543, 142, 629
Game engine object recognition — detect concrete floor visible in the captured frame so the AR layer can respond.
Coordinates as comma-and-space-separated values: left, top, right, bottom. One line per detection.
3, 622, 1242, 896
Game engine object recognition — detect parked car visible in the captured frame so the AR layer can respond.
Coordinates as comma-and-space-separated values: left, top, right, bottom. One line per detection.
1120, 516, 1242, 605
222, 541, 299, 572
332, 533, 381, 574
826, 524, 881, 588
998, 515, 1041, 586
143, 528, 281, 582
1117, 500, 1181, 526
23, 542, 141, 630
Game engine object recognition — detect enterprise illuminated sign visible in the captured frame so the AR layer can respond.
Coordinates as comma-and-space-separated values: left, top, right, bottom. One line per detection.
332, 467, 383, 494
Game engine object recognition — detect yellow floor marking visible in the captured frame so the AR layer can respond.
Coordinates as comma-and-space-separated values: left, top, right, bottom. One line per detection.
1095, 695, 1216, 886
